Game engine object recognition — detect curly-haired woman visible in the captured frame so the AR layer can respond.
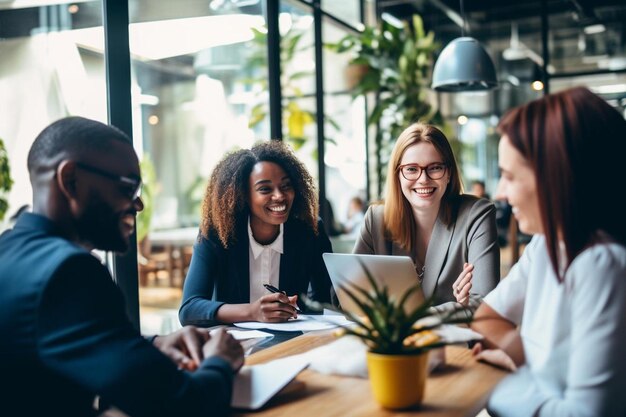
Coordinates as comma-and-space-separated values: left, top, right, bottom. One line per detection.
179, 140, 333, 326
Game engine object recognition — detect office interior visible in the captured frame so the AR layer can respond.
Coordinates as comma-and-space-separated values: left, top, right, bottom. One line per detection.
1, 0, 625, 335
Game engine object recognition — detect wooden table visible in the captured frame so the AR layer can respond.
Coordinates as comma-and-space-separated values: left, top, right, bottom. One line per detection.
235, 331, 507, 417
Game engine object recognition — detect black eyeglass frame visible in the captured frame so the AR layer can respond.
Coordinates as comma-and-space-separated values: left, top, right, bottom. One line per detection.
75, 161, 142, 200
397, 163, 449, 181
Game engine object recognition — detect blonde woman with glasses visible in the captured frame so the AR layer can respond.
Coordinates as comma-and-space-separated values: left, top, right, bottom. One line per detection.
353, 123, 499, 312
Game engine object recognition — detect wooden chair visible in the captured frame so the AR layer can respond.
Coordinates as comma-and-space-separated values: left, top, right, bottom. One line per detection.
137, 238, 174, 287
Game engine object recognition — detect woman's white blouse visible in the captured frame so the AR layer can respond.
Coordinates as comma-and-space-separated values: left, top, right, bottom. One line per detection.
484, 235, 626, 417
248, 220, 283, 303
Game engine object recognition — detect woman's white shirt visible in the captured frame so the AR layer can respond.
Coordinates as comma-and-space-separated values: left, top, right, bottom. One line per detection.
484, 235, 626, 417
248, 219, 283, 303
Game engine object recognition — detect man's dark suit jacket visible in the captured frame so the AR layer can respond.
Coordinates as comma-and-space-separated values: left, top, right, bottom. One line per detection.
0, 213, 234, 417
179, 217, 333, 327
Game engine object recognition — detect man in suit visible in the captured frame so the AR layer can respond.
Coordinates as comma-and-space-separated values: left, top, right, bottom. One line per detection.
0, 116, 243, 416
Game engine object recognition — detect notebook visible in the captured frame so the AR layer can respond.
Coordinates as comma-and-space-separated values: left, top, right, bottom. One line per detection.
231, 354, 309, 410
322, 253, 425, 315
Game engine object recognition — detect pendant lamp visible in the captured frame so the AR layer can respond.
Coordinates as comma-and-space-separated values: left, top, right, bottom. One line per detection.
431, 0, 497, 91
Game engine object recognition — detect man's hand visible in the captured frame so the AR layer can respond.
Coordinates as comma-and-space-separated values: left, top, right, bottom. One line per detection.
203, 328, 244, 372
452, 262, 474, 305
153, 326, 210, 371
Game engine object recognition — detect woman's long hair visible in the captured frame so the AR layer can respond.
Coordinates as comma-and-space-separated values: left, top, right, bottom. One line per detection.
383, 123, 463, 250
200, 140, 318, 248
498, 86, 626, 281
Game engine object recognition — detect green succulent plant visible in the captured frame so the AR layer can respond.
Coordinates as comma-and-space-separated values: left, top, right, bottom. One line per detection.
304, 260, 473, 355
0, 137, 13, 221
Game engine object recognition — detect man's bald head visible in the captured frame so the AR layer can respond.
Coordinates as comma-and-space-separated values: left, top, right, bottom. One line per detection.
27, 116, 131, 178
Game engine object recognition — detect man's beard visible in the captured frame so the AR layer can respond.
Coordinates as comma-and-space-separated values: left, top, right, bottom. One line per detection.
76, 192, 136, 252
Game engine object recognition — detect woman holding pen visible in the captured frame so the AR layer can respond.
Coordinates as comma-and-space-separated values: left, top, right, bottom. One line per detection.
179, 140, 333, 327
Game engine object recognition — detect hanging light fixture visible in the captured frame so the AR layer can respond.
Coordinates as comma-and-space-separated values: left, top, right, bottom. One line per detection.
431, 0, 498, 92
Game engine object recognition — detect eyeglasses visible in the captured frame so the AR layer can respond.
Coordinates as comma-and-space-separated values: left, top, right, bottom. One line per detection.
397, 163, 448, 181
75, 162, 142, 200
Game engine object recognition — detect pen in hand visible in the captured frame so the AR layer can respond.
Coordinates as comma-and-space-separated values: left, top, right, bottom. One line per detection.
263, 284, 302, 313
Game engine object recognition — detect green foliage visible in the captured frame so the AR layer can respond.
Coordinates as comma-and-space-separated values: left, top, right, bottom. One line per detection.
304, 260, 472, 355
245, 26, 337, 152
183, 176, 207, 221
136, 155, 157, 243
0, 137, 13, 221
327, 15, 447, 191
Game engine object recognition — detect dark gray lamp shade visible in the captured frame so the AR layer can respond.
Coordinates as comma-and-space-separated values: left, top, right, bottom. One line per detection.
432, 37, 498, 92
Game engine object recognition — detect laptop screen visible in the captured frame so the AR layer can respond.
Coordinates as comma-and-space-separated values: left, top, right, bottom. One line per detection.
322, 253, 425, 316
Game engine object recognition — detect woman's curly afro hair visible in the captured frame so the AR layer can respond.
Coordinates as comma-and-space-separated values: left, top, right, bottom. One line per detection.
200, 140, 319, 248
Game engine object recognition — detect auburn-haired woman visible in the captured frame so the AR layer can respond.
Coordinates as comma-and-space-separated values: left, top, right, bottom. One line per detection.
179, 140, 333, 326
472, 87, 626, 416
353, 122, 499, 312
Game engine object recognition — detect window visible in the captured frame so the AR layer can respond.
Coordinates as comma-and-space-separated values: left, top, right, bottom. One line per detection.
0, 2, 106, 227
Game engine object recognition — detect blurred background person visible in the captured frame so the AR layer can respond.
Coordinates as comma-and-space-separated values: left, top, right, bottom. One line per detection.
321, 197, 343, 237
470, 180, 490, 200
342, 196, 366, 238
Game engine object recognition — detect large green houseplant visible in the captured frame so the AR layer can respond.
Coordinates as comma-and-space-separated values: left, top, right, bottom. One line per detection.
0, 137, 13, 221
304, 261, 473, 409
328, 15, 449, 194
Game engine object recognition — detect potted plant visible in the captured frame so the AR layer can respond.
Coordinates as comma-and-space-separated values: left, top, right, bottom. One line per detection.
304, 261, 472, 409
0, 137, 13, 221
327, 15, 453, 195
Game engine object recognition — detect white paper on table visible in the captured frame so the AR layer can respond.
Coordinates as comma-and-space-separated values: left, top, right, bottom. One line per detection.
305, 335, 368, 378
304, 325, 481, 378
233, 314, 353, 332
231, 354, 310, 410
227, 329, 274, 340
435, 324, 483, 344
304, 335, 444, 378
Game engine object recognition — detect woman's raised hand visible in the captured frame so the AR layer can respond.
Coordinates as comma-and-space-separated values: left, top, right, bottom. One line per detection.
452, 262, 474, 305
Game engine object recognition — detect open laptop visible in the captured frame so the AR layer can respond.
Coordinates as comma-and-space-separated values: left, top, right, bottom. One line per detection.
322, 253, 425, 316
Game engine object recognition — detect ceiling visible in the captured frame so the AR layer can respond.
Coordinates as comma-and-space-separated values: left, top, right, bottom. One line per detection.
378, 0, 626, 76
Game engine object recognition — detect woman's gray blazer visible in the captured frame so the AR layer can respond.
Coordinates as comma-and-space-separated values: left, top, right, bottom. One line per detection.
353, 195, 500, 311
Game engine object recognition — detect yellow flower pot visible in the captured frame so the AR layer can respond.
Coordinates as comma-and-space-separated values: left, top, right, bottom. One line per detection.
366, 351, 429, 409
